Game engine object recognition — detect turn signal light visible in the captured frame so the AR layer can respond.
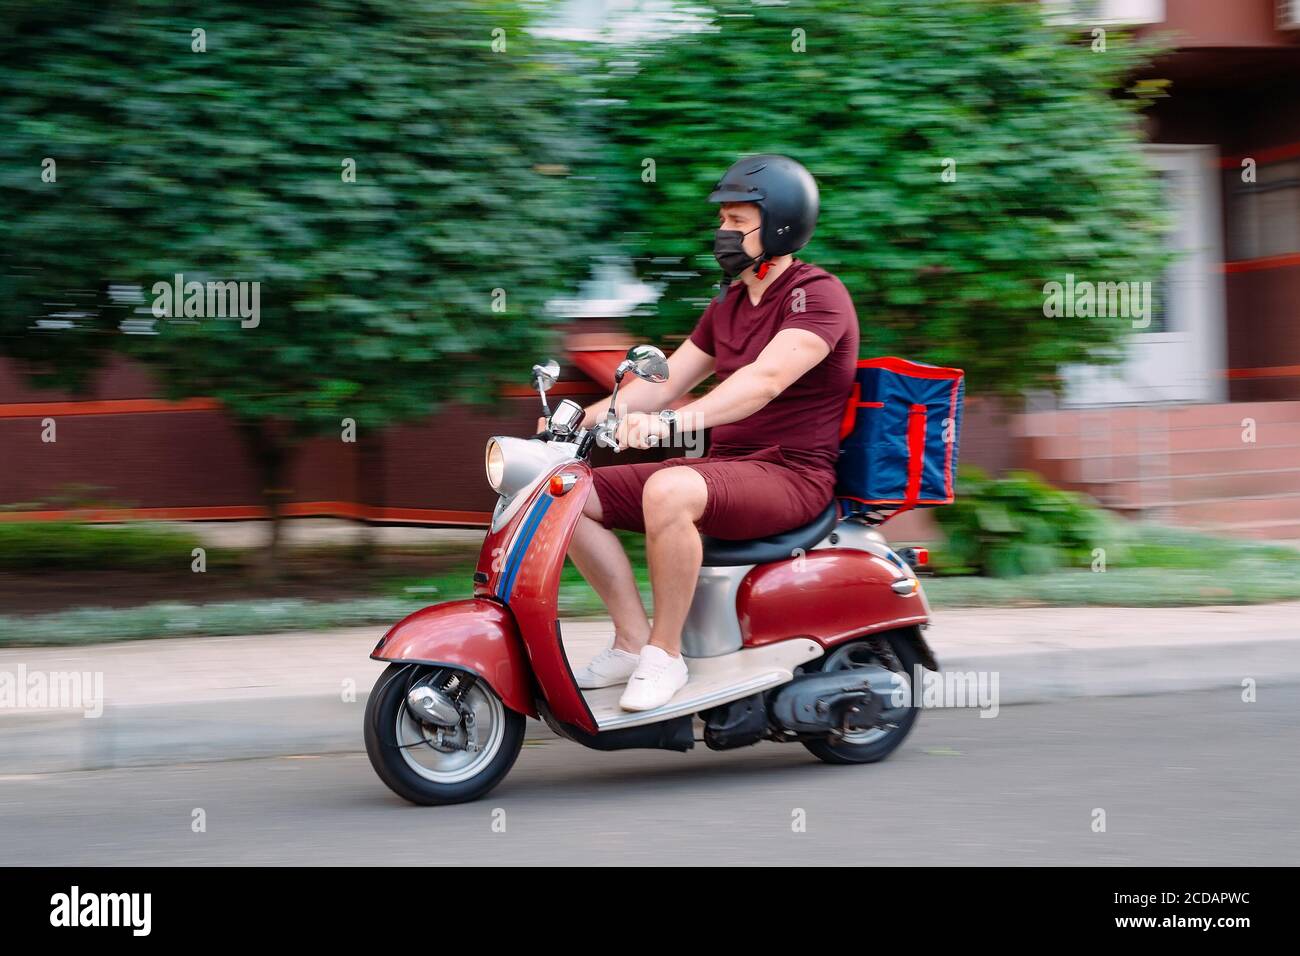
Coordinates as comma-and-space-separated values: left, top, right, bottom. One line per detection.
549, 473, 577, 496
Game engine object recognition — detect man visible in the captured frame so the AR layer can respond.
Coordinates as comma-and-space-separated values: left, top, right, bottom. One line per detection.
568, 155, 859, 711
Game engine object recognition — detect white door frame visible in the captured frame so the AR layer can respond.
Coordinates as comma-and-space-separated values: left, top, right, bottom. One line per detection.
1062, 144, 1228, 406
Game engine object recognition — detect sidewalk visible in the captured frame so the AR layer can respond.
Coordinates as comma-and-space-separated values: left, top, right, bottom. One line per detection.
2, 603, 1298, 774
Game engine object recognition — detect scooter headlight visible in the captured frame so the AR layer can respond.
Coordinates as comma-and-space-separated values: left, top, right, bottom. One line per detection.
485, 438, 506, 492
484, 435, 564, 498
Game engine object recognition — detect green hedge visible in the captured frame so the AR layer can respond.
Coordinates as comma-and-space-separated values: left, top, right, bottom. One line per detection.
0, 522, 205, 572
933, 468, 1126, 576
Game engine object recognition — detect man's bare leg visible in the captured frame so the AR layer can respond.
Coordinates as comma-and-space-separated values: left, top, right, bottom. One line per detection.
567, 489, 651, 653
640, 467, 708, 657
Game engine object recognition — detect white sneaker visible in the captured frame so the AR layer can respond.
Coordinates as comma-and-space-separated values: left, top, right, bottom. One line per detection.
618, 644, 689, 712
574, 646, 641, 689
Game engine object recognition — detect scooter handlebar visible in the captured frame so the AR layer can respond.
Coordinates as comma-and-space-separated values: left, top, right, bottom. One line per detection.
532, 421, 622, 452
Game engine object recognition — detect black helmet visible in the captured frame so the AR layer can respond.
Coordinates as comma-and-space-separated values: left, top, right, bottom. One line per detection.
708, 154, 819, 258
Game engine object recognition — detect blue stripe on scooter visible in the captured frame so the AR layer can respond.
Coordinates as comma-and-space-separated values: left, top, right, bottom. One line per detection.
498, 493, 553, 603
499, 496, 552, 602
496, 514, 533, 601
498, 505, 540, 598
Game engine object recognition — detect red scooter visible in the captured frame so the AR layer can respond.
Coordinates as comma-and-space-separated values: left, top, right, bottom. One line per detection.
364, 345, 940, 805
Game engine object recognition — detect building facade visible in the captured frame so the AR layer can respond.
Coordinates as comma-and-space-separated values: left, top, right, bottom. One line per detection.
1021, 0, 1300, 539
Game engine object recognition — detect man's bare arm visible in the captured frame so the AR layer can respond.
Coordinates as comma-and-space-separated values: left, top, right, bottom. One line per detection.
578, 338, 715, 428
674, 328, 829, 430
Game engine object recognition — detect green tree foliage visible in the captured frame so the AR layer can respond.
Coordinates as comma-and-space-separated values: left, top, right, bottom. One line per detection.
602, 0, 1169, 395
0, 0, 598, 559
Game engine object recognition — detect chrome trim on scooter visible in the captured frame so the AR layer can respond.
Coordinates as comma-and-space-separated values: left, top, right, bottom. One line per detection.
681, 563, 754, 658
406, 680, 462, 727
812, 519, 889, 557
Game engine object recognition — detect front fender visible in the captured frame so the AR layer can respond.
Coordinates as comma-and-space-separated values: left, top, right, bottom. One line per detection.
371, 598, 537, 718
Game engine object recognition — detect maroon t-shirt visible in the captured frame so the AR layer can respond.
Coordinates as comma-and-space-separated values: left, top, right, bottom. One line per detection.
688, 259, 860, 482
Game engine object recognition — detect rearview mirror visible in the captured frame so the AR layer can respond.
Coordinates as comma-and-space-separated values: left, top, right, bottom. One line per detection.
621, 344, 668, 384
531, 359, 560, 391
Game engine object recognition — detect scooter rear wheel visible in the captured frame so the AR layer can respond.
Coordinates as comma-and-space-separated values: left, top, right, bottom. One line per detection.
365, 663, 525, 805
800, 631, 922, 766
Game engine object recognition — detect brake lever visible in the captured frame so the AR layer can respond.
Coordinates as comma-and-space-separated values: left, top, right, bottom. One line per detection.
594, 431, 622, 453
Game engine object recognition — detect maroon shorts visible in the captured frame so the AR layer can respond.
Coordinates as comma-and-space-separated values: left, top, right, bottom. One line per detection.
590, 444, 834, 540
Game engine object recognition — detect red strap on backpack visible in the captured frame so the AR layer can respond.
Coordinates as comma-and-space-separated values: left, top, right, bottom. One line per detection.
881, 403, 927, 525
838, 382, 861, 440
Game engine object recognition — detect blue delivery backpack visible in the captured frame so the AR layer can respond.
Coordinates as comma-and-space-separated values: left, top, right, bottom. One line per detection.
835, 357, 965, 518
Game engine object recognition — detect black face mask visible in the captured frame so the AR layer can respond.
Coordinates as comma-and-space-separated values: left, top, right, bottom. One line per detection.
713, 227, 761, 278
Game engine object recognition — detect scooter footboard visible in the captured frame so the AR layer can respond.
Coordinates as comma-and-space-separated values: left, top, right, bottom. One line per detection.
371, 598, 537, 718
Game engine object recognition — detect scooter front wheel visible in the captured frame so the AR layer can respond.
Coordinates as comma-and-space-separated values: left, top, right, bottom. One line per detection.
364, 663, 525, 805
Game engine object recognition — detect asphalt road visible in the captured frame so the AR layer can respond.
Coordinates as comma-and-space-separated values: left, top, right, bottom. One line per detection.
1, 686, 1296, 866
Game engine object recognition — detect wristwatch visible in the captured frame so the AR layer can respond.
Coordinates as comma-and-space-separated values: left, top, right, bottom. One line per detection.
658, 409, 678, 446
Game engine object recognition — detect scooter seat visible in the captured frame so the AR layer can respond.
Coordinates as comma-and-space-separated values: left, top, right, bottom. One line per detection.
699, 501, 839, 567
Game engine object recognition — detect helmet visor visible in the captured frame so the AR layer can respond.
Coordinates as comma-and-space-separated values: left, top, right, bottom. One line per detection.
708, 182, 765, 203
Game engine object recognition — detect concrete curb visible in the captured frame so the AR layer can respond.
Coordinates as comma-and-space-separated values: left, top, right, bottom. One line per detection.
3, 607, 1299, 774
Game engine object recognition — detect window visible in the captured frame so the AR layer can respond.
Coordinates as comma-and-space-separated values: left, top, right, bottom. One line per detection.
1226, 158, 1300, 261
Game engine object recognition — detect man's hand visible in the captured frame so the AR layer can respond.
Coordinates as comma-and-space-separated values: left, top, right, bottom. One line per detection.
614, 411, 670, 450
535, 416, 548, 435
